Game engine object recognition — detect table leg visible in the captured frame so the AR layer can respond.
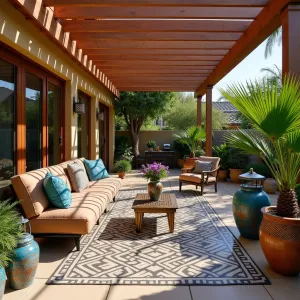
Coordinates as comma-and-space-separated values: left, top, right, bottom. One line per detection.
167, 212, 175, 233
135, 212, 143, 233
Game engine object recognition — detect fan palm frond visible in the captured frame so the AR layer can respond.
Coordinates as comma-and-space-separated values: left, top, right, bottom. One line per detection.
264, 27, 282, 59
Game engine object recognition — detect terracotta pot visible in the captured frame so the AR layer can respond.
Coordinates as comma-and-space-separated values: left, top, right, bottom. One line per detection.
218, 170, 228, 181
148, 148, 154, 152
177, 159, 184, 169
260, 206, 300, 276
263, 178, 277, 194
117, 171, 126, 179
229, 169, 243, 183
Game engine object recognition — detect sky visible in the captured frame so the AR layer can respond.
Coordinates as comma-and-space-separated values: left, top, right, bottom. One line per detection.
200, 37, 282, 101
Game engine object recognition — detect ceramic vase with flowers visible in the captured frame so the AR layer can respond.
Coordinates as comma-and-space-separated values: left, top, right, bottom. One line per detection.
141, 162, 169, 201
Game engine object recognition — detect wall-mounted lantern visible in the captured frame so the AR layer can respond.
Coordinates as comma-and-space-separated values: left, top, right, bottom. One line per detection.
73, 97, 85, 114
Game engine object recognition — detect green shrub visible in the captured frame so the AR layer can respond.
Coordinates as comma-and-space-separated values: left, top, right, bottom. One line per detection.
295, 184, 300, 206
0, 200, 22, 268
244, 163, 271, 178
195, 148, 205, 157
173, 139, 190, 158
114, 160, 132, 173
146, 140, 156, 149
227, 148, 249, 169
213, 143, 230, 170
115, 136, 133, 162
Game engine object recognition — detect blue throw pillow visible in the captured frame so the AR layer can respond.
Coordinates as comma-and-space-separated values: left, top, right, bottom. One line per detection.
84, 159, 110, 181
43, 172, 72, 209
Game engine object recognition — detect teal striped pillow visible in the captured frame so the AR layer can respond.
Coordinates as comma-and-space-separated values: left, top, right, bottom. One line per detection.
84, 159, 110, 181
43, 172, 72, 209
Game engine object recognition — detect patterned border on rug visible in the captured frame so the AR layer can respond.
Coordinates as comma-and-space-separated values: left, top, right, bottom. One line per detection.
47, 190, 270, 286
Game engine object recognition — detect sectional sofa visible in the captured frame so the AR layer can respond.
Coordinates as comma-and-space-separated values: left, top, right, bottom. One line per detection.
11, 158, 122, 250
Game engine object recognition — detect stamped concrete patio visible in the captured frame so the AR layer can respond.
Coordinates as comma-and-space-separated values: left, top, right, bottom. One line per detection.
4, 170, 300, 300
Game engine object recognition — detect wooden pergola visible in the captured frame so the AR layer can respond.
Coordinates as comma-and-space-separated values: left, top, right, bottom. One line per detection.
11, 0, 300, 155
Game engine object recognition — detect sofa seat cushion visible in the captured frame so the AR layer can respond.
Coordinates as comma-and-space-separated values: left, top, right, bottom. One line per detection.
180, 173, 216, 184
29, 192, 109, 235
87, 177, 122, 200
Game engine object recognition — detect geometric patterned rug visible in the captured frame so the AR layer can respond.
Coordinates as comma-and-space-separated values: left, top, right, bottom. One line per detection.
47, 190, 270, 286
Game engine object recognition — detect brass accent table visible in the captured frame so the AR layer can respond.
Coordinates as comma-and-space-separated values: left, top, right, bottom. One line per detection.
132, 193, 178, 233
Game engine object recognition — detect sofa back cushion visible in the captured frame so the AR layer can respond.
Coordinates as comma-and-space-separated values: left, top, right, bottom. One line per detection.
11, 168, 50, 219
67, 163, 89, 192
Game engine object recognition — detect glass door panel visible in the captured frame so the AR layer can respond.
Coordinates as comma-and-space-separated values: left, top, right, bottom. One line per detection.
25, 73, 42, 171
77, 91, 89, 158
98, 104, 109, 166
0, 59, 16, 186
48, 82, 62, 166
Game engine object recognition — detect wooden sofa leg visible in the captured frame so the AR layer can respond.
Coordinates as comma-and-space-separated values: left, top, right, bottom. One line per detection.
179, 181, 182, 192
200, 182, 204, 196
96, 218, 100, 225
215, 182, 218, 193
113, 197, 116, 202
196, 185, 198, 190
75, 236, 81, 251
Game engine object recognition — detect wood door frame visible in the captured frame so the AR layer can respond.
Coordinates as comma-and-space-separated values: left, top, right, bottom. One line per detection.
0, 43, 65, 173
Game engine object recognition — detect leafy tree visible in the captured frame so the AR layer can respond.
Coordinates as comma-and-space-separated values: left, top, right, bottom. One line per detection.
115, 92, 175, 157
164, 93, 228, 130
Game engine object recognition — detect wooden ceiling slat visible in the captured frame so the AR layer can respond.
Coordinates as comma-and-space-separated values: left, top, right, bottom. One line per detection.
77, 40, 235, 49
61, 20, 252, 33
84, 49, 229, 55
71, 32, 242, 41
96, 61, 219, 67
44, 0, 268, 7
90, 55, 223, 61
54, 6, 262, 19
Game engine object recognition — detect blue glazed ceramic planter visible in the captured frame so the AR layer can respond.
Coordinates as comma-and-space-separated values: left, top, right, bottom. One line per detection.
0, 267, 6, 300
148, 181, 163, 201
7, 233, 39, 290
233, 186, 271, 240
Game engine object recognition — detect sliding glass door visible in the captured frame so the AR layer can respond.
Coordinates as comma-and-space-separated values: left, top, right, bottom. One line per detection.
48, 82, 63, 166
98, 104, 109, 166
77, 91, 90, 159
0, 59, 16, 185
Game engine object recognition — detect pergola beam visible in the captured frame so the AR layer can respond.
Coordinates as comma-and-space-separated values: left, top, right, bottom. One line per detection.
61, 20, 251, 33
44, 0, 268, 7
195, 0, 295, 95
54, 6, 261, 19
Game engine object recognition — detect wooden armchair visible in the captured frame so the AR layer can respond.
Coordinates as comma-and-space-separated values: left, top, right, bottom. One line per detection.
179, 156, 220, 195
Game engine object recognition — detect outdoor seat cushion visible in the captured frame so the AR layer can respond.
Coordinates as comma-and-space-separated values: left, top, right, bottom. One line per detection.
86, 177, 122, 200
180, 173, 216, 184
29, 192, 110, 235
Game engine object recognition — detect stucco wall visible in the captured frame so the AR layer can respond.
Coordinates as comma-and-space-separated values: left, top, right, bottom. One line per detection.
0, 1, 115, 170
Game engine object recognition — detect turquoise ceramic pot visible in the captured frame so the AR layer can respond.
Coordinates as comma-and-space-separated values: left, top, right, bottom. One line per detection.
7, 233, 39, 290
233, 185, 270, 240
0, 267, 6, 300
148, 181, 163, 201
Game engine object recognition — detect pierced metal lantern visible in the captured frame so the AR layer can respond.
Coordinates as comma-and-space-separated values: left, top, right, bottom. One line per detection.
7, 217, 40, 290
74, 102, 85, 114
232, 168, 271, 240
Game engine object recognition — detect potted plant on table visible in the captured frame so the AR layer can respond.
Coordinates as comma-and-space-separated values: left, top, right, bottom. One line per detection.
213, 143, 230, 181
114, 160, 132, 179
146, 140, 156, 151
0, 200, 22, 299
227, 147, 249, 183
221, 75, 300, 276
140, 162, 169, 201
174, 126, 205, 163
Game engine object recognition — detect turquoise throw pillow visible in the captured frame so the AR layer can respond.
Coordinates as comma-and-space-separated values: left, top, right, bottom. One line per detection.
43, 172, 72, 209
84, 159, 110, 181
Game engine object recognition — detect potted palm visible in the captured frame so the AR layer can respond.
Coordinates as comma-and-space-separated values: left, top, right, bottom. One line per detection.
227, 148, 249, 183
213, 143, 230, 181
221, 75, 300, 276
114, 160, 132, 179
174, 126, 205, 160
0, 200, 22, 299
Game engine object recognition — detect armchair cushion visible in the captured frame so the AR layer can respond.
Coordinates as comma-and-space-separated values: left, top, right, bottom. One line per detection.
179, 173, 216, 184
194, 161, 212, 173
198, 156, 220, 177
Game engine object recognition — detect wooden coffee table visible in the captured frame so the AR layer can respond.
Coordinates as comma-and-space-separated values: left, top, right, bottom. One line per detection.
132, 193, 178, 233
